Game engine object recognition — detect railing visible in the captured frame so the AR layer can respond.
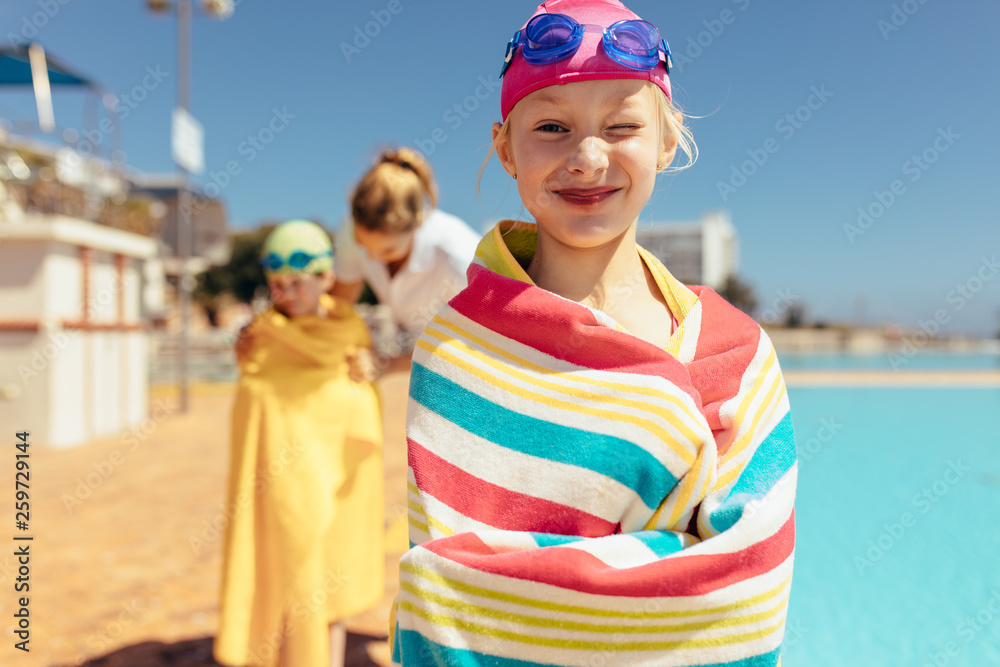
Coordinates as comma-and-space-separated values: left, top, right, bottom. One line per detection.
147, 305, 416, 385
148, 330, 238, 384
1, 134, 164, 234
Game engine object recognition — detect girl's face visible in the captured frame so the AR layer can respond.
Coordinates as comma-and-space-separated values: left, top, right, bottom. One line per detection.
354, 225, 415, 264
495, 79, 673, 251
266, 271, 334, 318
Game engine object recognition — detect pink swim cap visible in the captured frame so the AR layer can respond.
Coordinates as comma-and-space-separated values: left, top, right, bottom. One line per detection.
500, 0, 672, 121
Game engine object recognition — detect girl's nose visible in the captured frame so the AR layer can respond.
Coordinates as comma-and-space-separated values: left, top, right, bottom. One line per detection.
566, 136, 609, 177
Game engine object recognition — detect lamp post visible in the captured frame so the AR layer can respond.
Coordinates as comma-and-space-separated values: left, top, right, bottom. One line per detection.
147, 0, 232, 412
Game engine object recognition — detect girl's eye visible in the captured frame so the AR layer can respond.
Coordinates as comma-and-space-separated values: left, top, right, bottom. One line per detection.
536, 123, 567, 133
609, 124, 641, 132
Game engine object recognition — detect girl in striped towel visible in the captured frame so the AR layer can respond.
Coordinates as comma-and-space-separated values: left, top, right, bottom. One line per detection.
393, 1, 797, 665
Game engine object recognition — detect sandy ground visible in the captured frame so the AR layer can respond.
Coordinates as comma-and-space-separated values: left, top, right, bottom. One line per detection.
0, 372, 412, 667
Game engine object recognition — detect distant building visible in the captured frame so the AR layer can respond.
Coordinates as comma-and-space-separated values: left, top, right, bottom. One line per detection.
635, 211, 738, 289
129, 174, 231, 277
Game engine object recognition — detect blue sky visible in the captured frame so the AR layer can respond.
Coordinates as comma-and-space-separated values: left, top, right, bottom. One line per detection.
2, 0, 998, 334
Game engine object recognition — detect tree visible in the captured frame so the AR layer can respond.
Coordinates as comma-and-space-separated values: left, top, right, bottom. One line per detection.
784, 303, 806, 328
194, 225, 276, 324
718, 274, 758, 318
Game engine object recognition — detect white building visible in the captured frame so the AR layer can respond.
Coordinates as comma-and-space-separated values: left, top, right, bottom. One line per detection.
1, 134, 160, 448
0, 214, 157, 448
635, 211, 739, 289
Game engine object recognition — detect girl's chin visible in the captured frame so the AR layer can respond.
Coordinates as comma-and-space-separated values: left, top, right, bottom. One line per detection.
275, 303, 311, 317
538, 219, 633, 249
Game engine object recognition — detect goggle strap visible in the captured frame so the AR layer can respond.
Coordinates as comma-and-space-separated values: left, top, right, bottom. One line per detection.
500, 30, 522, 78
260, 248, 331, 271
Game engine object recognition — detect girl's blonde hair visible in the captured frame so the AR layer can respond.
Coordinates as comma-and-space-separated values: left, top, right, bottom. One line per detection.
477, 83, 697, 194
351, 147, 438, 234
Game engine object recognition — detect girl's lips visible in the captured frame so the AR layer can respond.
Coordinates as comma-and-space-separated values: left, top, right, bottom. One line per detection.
556, 188, 619, 205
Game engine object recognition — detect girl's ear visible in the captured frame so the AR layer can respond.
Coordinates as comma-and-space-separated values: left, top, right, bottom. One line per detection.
318, 270, 336, 294
658, 111, 680, 172
492, 121, 516, 178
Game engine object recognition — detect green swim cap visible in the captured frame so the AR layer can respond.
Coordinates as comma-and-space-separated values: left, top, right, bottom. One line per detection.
259, 220, 334, 275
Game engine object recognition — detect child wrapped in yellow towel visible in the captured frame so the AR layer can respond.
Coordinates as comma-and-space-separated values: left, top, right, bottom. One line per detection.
215, 220, 384, 667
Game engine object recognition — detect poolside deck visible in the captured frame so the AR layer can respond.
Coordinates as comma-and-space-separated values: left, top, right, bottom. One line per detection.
783, 369, 1000, 386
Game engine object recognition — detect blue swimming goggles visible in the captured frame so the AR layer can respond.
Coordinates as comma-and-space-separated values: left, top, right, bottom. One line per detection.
500, 13, 672, 78
259, 248, 332, 272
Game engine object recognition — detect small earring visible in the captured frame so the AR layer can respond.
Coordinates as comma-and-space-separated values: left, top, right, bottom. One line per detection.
512, 172, 517, 180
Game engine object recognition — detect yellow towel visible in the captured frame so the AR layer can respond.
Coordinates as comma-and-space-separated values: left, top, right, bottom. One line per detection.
215, 295, 384, 667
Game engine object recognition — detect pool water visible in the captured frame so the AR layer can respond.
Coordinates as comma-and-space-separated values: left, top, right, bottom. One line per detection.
783, 386, 1000, 666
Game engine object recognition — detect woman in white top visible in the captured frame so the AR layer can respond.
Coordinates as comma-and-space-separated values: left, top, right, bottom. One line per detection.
333, 148, 480, 340
236, 149, 478, 376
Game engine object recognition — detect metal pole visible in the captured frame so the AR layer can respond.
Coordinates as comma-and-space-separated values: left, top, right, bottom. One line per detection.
177, 0, 192, 412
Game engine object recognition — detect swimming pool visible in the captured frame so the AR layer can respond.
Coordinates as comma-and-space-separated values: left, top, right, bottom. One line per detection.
783, 386, 1000, 666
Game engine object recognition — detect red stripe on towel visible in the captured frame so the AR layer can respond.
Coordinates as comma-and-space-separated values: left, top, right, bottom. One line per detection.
422, 511, 795, 598
409, 438, 619, 538
451, 265, 701, 402
686, 287, 762, 443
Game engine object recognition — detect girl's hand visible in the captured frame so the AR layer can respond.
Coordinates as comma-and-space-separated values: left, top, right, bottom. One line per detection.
347, 348, 381, 383
233, 323, 255, 361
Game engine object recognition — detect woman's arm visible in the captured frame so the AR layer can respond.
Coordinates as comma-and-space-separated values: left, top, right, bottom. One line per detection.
335, 278, 415, 378
330, 278, 364, 304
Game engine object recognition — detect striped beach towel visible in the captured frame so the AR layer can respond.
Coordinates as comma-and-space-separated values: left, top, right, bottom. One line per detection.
392, 221, 797, 667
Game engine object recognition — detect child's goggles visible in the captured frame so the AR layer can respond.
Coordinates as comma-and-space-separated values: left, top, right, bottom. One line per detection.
500, 13, 672, 78
259, 249, 332, 273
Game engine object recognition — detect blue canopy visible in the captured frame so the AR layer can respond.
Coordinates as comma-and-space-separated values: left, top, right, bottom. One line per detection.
0, 44, 94, 87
